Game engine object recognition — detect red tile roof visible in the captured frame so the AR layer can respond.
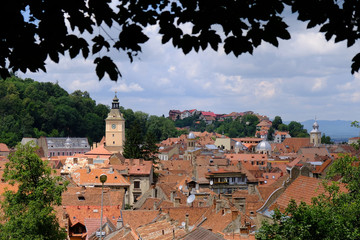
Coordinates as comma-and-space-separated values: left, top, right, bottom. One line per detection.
85, 144, 112, 156
273, 176, 347, 211
201, 112, 216, 117
71, 168, 130, 186
121, 210, 159, 229
0, 143, 10, 152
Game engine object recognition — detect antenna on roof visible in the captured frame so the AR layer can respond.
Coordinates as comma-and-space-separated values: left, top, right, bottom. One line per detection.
187, 194, 195, 204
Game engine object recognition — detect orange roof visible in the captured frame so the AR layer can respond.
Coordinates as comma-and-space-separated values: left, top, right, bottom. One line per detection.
282, 138, 311, 153
71, 168, 130, 186
274, 176, 347, 211
62, 187, 125, 207
85, 144, 112, 156
136, 219, 186, 239
0, 143, 10, 152
121, 210, 160, 230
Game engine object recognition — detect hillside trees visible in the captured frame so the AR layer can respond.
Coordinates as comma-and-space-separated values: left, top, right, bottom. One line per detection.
0, 143, 67, 239
0, 76, 108, 146
2, 0, 360, 80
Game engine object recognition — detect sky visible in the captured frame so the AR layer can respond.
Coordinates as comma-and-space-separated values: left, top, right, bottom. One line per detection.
21, 10, 360, 122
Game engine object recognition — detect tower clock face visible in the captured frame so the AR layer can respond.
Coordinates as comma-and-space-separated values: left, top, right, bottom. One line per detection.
111, 124, 116, 129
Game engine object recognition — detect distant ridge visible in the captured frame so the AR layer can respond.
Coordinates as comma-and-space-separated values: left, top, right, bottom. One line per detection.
301, 120, 359, 141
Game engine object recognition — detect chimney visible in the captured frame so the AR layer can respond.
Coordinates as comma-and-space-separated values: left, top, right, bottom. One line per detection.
140, 159, 144, 165
153, 201, 157, 210
116, 217, 123, 229
185, 213, 189, 232
130, 158, 134, 166
109, 167, 114, 173
86, 166, 91, 173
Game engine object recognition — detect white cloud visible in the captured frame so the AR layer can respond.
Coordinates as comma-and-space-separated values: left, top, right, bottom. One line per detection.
311, 77, 327, 92
111, 82, 144, 92
168, 66, 176, 73
255, 81, 276, 98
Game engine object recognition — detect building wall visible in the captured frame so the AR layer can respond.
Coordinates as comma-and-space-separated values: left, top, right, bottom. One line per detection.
214, 138, 232, 151
129, 175, 151, 206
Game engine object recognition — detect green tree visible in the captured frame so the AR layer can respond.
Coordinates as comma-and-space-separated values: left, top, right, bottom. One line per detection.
272, 116, 283, 130
288, 121, 309, 137
267, 127, 275, 141
0, 143, 67, 239
2, 0, 360, 80
321, 134, 333, 144
277, 123, 289, 132
141, 131, 159, 163
123, 120, 143, 159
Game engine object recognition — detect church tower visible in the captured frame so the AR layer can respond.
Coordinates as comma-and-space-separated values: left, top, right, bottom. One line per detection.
310, 119, 321, 147
105, 93, 125, 153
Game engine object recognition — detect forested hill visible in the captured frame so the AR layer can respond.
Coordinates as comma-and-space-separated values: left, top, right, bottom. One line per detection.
0, 76, 110, 147
0, 76, 180, 147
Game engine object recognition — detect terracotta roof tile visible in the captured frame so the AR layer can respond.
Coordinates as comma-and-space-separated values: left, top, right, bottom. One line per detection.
136, 219, 186, 240
62, 186, 125, 207
121, 210, 159, 229
274, 176, 347, 211
282, 138, 312, 153
0, 143, 10, 152
85, 144, 112, 156
71, 168, 130, 186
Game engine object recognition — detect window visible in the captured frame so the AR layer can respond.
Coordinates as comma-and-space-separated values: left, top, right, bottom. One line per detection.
113, 141, 115, 144
134, 181, 140, 189
112, 134, 114, 137
78, 196, 85, 201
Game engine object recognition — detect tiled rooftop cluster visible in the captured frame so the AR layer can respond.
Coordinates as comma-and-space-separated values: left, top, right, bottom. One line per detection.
0, 123, 359, 240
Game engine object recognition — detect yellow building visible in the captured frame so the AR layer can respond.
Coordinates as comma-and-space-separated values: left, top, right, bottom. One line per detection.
105, 94, 125, 153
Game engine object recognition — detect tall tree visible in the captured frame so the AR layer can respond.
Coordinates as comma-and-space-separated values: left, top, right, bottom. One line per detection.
141, 131, 159, 163
123, 120, 143, 159
272, 116, 283, 130
267, 127, 275, 141
321, 134, 333, 144
0, 143, 67, 239
2, 0, 360, 80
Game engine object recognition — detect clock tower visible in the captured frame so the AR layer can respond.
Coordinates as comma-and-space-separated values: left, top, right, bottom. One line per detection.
105, 93, 125, 153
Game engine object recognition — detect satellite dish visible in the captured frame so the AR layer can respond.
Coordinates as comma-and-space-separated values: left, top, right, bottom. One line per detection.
181, 222, 186, 227
179, 185, 183, 190
210, 180, 213, 186
187, 194, 195, 204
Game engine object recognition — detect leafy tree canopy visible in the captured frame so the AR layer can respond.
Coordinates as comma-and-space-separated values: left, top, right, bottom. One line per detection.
0, 76, 108, 146
1, 0, 360, 80
0, 142, 67, 239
